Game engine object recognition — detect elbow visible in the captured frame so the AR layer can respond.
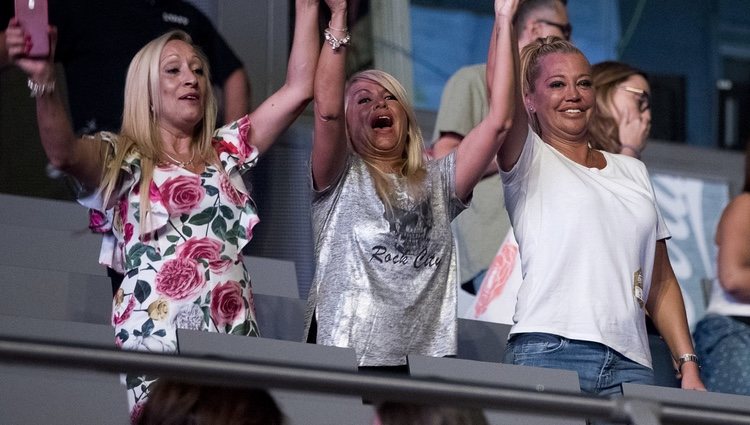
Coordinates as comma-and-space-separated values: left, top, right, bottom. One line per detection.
719, 273, 750, 300
492, 116, 514, 142
314, 99, 343, 123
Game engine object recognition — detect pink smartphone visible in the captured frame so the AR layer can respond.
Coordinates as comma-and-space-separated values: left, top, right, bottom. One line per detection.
14, 0, 49, 57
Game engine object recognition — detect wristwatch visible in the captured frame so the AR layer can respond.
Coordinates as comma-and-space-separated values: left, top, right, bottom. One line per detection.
677, 353, 700, 371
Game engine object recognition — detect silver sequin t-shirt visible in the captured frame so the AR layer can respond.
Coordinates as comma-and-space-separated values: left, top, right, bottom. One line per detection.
306, 152, 466, 366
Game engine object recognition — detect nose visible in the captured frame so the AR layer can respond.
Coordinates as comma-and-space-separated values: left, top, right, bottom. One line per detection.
185, 70, 198, 86
565, 85, 582, 101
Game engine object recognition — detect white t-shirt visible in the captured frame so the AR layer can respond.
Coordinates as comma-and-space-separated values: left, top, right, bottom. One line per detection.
706, 278, 750, 317
500, 129, 669, 368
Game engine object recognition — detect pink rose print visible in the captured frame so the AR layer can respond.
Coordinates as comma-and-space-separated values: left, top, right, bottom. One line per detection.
159, 175, 205, 215
246, 215, 260, 240
212, 137, 239, 156
177, 237, 222, 261
118, 196, 129, 220
220, 174, 248, 207
235, 115, 256, 160
155, 258, 204, 300
149, 180, 162, 203
130, 401, 145, 424
210, 280, 245, 327
124, 223, 134, 243
112, 295, 136, 326
88, 209, 110, 233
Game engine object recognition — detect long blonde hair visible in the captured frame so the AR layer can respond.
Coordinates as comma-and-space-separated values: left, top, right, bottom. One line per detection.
344, 70, 426, 209
520, 36, 586, 136
99, 30, 218, 229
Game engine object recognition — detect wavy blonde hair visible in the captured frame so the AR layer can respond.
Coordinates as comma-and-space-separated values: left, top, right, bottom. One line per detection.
99, 30, 218, 229
344, 70, 426, 210
520, 36, 586, 136
588, 61, 648, 153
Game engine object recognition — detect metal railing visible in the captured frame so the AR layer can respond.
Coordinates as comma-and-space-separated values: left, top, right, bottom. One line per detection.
1, 336, 750, 425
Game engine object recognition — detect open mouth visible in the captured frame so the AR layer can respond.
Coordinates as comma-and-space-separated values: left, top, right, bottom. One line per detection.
371, 115, 393, 129
180, 93, 200, 101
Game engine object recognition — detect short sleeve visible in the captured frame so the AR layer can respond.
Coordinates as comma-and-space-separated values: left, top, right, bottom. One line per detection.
431, 64, 489, 144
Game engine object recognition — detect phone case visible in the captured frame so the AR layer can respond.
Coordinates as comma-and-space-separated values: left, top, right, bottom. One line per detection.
14, 0, 49, 57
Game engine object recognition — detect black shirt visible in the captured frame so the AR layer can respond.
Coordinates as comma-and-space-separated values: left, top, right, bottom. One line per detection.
2, 0, 243, 133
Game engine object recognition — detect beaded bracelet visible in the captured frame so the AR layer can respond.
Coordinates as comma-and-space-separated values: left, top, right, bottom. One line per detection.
324, 28, 351, 51
27, 78, 56, 97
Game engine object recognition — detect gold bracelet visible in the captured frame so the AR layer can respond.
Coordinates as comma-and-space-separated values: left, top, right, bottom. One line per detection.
27, 78, 56, 97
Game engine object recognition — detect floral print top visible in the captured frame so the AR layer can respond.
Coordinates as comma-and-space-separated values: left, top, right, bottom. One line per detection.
83, 116, 261, 355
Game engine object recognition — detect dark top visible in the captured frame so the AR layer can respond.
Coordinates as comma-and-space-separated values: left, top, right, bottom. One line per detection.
2, 0, 243, 133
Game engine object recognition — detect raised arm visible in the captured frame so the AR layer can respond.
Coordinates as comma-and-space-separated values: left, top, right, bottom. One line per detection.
453, 0, 517, 201
716, 194, 750, 302
310, 0, 349, 190
246, 0, 320, 154
6, 19, 104, 192
494, 15, 528, 172
647, 240, 706, 391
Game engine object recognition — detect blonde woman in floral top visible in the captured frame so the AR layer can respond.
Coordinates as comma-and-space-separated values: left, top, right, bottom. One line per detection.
6, 1, 319, 420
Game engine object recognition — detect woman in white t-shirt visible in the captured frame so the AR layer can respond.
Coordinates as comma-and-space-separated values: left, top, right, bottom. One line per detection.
497, 36, 705, 396
694, 142, 750, 395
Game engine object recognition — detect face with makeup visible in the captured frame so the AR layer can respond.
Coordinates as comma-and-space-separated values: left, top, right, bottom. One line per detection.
156, 39, 207, 135
345, 78, 409, 165
525, 51, 594, 142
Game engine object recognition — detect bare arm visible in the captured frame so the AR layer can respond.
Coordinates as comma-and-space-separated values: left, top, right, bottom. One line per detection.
0, 29, 9, 68
7, 20, 103, 192
221, 67, 251, 123
494, 21, 528, 172
452, 0, 517, 201
310, 1, 349, 191
716, 194, 750, 301
246, 0, 319, 154
646, 240, 706, 390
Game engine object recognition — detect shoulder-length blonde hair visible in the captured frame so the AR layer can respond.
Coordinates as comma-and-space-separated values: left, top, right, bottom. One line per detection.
588, 61, 648, 153
520, 36, 586, 136
99, 30, 218, 228
344, 69, 426, 209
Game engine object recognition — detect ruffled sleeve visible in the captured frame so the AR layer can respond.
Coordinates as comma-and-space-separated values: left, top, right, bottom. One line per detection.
212, 114, 260, 175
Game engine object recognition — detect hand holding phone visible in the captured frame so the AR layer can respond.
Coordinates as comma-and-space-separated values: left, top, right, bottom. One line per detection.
14, 0, 49, 58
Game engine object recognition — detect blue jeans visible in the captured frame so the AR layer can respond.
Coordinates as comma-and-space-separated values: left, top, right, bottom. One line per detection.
504, 333, 655, 397
694, 314, 750, 395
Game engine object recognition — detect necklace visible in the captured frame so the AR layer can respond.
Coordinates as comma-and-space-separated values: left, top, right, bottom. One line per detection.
163, 149, 196, 168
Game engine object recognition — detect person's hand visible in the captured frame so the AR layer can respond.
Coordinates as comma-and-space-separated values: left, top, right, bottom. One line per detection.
5, 18, 56, 82
495, 0, 519, 19
678, 363, 707, 391
618, 107, 650, 158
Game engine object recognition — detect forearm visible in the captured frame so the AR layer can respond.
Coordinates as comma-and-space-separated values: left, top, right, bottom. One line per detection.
221, 68, 250, 123
311, 5, 348, 190
647, 241, 705, 390
283, 0, 321, 103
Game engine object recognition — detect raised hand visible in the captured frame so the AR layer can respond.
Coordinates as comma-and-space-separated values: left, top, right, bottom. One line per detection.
618, 107, 650, 158
5, 18, 56, 82
495, 0, 519, 18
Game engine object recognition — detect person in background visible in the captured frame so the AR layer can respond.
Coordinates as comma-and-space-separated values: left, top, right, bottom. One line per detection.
6, 0, 319, 418
1, 0, 252, 295
306, 0, 517, 370
374, 401, 488, 425
589, 60, 651, 159
497, 35, 704, 396
431, 0, 570, 296
694, 141, 750, 395
136, 379, 284, 425
0, 0, 250, 133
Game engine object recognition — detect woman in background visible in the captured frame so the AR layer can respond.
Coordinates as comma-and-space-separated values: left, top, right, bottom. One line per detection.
694, 141, 750, 395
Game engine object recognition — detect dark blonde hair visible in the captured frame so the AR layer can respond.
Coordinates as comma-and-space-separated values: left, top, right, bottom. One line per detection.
520, 36, 586, 136
588, 61, 648, 153
136, 379, 283, 425
99, 30, 219, 228
344, 69, 427, 210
